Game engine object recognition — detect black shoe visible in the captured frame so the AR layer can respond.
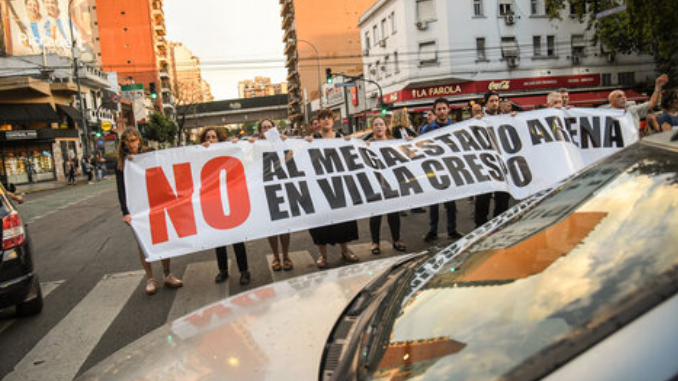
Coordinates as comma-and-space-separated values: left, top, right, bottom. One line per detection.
214, 271, 229, 283
239, 271, 251, 285
448, 231, 465, 240
423, 232, 438, 243
412, 208, 426, 214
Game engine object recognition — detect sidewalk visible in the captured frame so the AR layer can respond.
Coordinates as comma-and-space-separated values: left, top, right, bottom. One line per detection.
14, 176, 114, 194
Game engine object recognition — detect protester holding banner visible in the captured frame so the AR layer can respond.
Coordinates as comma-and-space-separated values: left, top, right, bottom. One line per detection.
252, 119, 294, 272
200, 127, 251, 285
116, 128, 183, 295
547, 92, 564, 108
307, 109, 360, 268
420, 98, 463, 242
366, 116, 406, 255
558, 88, 570, 108
475, 91, 511, 228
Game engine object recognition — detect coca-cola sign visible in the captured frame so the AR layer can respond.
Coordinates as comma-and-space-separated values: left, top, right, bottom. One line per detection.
488, 81, 511, 91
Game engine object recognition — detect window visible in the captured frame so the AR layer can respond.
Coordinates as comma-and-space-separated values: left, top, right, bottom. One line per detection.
601, 73, 612, 86
618, 72, 635, 86
384, 55, 391, 77
533, 36, 542, 56
476, 37, 486, 61
570, 1, 585, 15
389, 12, 396, 34
530, 0, 540, 15
372, 25, 379, 46
499, 0, 513, 15
571, 34, 585, 57
381, 18, 387, 40
416, 0, 436, 23
418, 41, 437, 65
365, 32, 371, 52
501, 37, 519, 58
473, 0, 483, 16
394, 51, 400, 73
547, 35, 556, 56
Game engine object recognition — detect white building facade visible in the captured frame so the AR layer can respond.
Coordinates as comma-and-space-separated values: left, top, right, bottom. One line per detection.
359, 0, 655, 112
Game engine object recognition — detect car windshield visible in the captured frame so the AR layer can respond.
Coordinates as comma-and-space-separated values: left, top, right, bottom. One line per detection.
355, 143, 678, 380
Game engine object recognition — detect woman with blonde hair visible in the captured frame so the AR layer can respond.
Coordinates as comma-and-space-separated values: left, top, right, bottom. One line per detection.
390, 108, 418, 140
116, 128, 183, 294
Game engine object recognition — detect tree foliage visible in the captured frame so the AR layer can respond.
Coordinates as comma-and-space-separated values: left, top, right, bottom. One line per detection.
546, 0, 678, 85
145, 112, 178, 145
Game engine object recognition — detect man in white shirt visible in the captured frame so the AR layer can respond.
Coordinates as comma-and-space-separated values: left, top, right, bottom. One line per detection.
608, 74, 668, 128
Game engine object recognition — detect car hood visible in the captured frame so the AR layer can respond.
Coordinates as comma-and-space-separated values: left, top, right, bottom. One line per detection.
77, 257, 404, 381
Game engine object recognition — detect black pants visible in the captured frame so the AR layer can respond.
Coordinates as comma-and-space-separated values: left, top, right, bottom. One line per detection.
474, 192, 510, 227
215, 243, 248, 274
428, 201, 457, 235
369, 212, 400, 243
68, 171, 76, 183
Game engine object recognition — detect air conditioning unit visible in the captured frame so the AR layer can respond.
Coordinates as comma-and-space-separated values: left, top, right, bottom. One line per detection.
572, 55, 581, 64
416, 21, 428, 30
507, 57, 518, 68
379, 39, 386, 48
505, 15, 515, 25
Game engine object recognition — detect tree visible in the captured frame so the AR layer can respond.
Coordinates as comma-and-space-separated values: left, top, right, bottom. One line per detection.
145, 112, 178, 146
546, 0, 678, 85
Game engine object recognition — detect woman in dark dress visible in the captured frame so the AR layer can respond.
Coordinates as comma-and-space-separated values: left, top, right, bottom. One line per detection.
307, 109, 359, 268
200, 127, 251, 285
116, 128, 183, 295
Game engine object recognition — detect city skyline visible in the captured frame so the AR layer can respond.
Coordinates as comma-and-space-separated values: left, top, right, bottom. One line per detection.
164, 0, 287, 101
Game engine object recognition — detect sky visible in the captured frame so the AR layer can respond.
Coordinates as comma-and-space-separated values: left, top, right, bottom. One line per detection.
164, 0, 288, 101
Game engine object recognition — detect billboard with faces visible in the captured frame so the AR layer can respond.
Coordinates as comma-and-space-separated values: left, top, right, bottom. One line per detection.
0, 0, 94, 57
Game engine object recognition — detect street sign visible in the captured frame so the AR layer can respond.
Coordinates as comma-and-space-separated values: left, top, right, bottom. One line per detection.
596, 4, 626, 19
335, 82, 357, 88
101, 121, 113, 131
121, 83, 144, 100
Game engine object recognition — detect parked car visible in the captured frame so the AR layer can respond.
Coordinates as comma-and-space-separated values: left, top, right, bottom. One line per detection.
0, 182, 43, 316
78, 131, 678, 381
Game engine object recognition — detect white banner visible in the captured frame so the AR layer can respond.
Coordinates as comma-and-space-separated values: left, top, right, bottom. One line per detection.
125, 108, 637, 261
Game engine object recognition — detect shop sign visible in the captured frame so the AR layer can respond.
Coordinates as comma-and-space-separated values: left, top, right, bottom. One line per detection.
101, 121, 113, 131
488, 81, 511, 91
410, 84, 463, 99
4, 130, 38, 140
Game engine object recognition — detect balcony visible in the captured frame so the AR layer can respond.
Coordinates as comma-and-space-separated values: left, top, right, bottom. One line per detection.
154, 24, 166, 36
77, 65, 110, 89
280, 0, 292, 15
282, 12, 293, 28
283, 23, 296, 41
284, 38, 296, 55
159, 70, 170, 79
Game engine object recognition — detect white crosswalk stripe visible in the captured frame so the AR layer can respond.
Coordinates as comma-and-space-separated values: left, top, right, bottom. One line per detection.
2, 271, 144, 381
166, 260, 230, 324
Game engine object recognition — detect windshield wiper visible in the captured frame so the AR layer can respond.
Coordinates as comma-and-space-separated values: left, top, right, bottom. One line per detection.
320, 254, 426, 381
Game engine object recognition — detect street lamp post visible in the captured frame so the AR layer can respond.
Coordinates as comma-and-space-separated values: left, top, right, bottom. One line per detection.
297, 39, 323, 109
68, 0, 91, 158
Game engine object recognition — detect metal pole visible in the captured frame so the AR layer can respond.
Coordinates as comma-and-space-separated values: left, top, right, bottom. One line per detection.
68, 0, 91, 157
342, 77, 353, 133
297, 39, 322, 109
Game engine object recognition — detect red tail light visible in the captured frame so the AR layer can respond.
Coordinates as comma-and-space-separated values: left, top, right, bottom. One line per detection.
2, 211, 25, 250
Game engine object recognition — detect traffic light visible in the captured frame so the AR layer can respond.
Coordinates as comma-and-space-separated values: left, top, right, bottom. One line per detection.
149, 82, 158, 99
380, 98, 389, 116
325, 68, 333, 84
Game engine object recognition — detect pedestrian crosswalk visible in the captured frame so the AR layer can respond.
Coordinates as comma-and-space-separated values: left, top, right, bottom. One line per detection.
0, 241, 411, 380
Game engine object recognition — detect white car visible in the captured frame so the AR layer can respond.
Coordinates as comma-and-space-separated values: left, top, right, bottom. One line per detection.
78, 131, 678, 380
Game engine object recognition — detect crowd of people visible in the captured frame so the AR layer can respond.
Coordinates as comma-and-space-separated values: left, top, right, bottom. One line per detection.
116, 73, 674, 295
64, 154, 108, 185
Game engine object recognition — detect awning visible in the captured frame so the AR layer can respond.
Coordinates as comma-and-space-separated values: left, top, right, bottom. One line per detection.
0, 103, 59, 124
56, 104, 82, 123
510, 90, 649, 110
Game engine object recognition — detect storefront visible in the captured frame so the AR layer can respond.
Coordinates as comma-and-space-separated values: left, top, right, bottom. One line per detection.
0, 103, 79, 185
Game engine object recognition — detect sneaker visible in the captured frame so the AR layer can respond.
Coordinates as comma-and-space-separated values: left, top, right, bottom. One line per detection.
239, 271, 251, 285
145, 279, 158, 295
423, 232, 438, 243
163, 274, 183, 288
448, 231, 465, 240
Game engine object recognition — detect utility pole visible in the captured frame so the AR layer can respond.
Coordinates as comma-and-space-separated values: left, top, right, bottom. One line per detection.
68, 0, 91, 157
